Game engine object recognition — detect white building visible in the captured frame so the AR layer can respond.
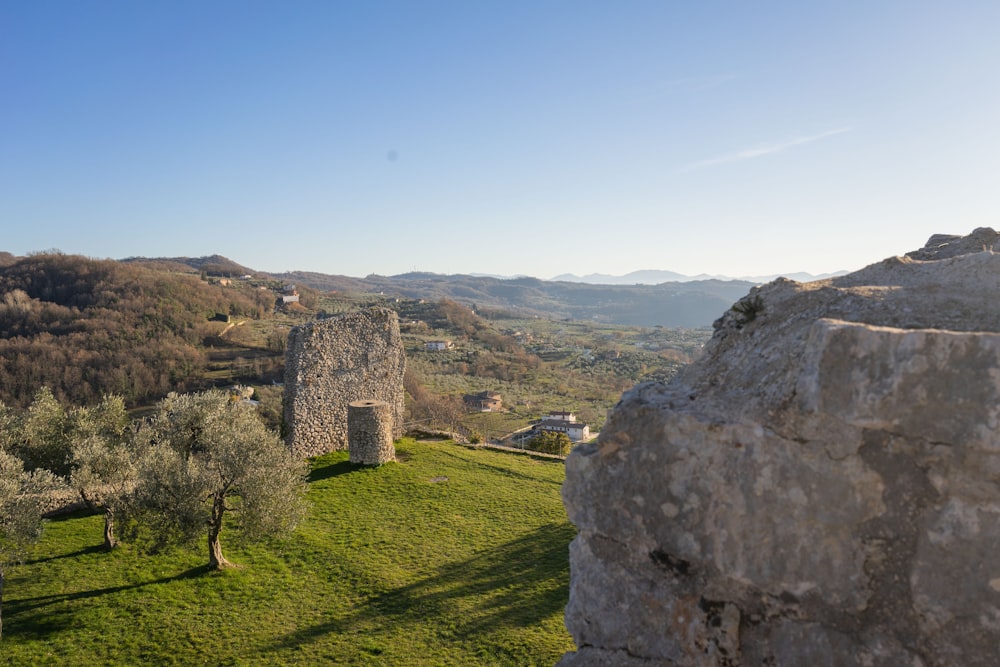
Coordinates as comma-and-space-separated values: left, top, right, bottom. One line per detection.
536, 417, 590, 442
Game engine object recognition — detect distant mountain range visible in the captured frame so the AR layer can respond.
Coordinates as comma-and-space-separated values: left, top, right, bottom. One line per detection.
550, 269, 848, 285
268, 270, 759, 329
118, 255, 829, 328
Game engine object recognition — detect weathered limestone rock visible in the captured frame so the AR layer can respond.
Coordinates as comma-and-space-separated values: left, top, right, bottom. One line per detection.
348, 399, 395, 465
284, 308, 405, 458
560, 228, 1000, 666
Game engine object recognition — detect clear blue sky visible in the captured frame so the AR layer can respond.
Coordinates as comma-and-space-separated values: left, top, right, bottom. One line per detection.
2, 1, 999, 279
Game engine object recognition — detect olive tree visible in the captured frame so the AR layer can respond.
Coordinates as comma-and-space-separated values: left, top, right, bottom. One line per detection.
67, 394, 135, 550
0, 449, 60, 639
528, 431, 573, 456
0, 403, 19, 454
16, 387, 72, 477
129, 391, 308, 569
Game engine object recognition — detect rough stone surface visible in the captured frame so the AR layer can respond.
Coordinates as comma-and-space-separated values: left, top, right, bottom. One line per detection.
348, 399, 396, 465
560, 228, 1000, 666
284, 308, 405, 458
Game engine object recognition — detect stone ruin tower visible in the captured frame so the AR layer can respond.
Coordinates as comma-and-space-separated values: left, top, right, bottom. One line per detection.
284, 307, 405, 458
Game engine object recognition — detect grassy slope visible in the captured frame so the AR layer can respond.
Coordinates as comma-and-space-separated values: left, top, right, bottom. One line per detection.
3, 440, 575, 666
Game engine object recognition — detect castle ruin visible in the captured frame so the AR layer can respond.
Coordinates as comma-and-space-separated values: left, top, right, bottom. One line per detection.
283, 307, 405, 458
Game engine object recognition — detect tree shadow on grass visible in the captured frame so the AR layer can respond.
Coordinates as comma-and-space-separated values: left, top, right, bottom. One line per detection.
471, 459, 564, 487
43, 509, 94, 521
6, 565, 210, 638
265, 522, 575, 654
437, 448, 564, 486
21, 544, 104, 565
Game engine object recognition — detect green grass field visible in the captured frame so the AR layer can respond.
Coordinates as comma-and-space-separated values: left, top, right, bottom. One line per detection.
2, 440, 576, 666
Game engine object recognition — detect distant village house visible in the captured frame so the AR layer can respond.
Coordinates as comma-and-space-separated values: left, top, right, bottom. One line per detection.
463, 390, 502, 412
424, 340, 453, 351
536, 410, 590, 442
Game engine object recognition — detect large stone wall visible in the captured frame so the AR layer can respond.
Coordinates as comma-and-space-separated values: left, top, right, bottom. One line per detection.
560, 228, 1000, 666
284, 307, 405, 458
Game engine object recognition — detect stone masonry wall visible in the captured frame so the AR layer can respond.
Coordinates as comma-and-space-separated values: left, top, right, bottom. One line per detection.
284, 307, 405, 458
560, 228, 1000, 666
348, 400, 395, 465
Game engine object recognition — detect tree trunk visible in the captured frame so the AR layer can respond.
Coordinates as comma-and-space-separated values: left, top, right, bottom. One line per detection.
1, 569, 5, 641
103, 508, 117, 551
207, 494, 231, 569
208, 531, 229, 569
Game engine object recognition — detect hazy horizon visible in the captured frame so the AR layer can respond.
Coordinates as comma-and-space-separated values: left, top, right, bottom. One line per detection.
3, 3, 997, 279
3, 246, 854, 284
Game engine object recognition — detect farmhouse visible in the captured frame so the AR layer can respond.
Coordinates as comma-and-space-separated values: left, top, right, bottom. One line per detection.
424, 340, 453, 351
536, 414, 590, 442
463, 390, 502, 412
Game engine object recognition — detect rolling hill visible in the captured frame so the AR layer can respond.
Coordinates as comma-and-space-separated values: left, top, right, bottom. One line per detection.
277, 271, 754, 328
122, 254, 758, 327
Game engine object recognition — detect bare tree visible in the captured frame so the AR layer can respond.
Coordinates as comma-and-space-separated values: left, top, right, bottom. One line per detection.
427, 394, 467, 437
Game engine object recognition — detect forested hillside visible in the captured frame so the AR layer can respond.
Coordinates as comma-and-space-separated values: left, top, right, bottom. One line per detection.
0, 252, 715, 434
0, 253, 275, 407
